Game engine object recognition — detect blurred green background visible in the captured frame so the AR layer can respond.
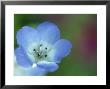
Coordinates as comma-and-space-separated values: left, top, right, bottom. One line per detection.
14, 14, 97, 76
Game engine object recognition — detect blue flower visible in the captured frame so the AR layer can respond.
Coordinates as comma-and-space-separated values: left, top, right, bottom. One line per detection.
15, 21, 72, 76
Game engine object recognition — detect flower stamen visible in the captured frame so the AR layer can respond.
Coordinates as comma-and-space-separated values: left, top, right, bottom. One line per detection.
32, 44, 49, 61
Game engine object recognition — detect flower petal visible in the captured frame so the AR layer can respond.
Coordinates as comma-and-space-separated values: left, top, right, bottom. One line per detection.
15, 47, 33, 68
37, 61, 58, 72
16, 26, 40, 49
36, 21, 60, 44
54, 39, 72, 63
27, 66, 47, 76
14, 63, 47, 76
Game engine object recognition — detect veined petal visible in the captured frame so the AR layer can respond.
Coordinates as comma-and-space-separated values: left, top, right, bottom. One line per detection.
37, 61, 58, 72
15, 47, 33, 68
54, 39, 72, 63
36, 21, 60, 44
16, 26, 40, 49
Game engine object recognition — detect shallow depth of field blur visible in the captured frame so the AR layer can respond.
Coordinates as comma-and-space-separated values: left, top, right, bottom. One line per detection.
14, 14, 97, 76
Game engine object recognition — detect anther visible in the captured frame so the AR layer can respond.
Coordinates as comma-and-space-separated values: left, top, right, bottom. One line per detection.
33, 49, 36, 51
45, 55, 47, 57
40, 44, 43, 46
38, 53, 40, 57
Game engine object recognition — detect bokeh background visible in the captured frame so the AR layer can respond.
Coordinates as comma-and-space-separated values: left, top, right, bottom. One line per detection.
14, 14, 97, 76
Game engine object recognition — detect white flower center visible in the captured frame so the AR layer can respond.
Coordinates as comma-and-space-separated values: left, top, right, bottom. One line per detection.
26, 41, 55, 63
33, 44, 49, 59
